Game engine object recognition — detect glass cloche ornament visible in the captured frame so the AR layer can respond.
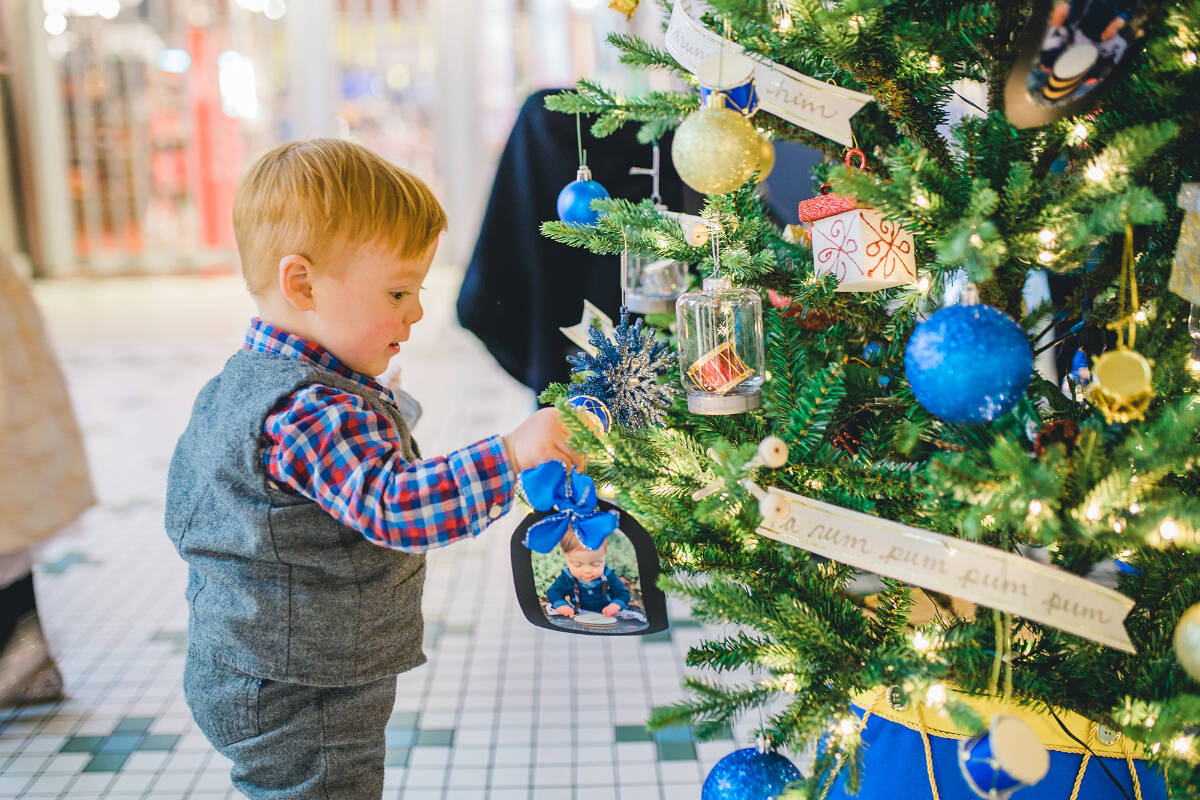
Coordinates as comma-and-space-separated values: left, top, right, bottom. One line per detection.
675, 219, 764, 414
622, 144, 690, 314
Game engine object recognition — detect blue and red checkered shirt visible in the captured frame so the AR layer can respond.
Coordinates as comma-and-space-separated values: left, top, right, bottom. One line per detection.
245, 318, 515, 553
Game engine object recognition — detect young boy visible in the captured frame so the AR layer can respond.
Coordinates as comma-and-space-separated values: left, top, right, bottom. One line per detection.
546, 529, 630, 618
165, 138, 581, 799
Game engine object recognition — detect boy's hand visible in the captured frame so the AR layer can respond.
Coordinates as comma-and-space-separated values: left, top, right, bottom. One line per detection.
553, 605, 576, 618
502, 408, 584, 473
602, 603, 621, 617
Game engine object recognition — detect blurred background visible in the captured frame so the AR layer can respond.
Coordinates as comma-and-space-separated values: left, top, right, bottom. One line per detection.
0, 0, 677, 278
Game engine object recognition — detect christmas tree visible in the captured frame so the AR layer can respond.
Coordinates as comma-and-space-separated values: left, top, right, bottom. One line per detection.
540, 1, 1200, 798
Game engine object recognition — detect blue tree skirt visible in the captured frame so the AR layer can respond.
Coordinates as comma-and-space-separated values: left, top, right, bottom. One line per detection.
822, 708, 1166, 800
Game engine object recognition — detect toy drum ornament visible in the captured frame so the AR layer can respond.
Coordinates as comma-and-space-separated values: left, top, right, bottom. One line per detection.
957, 715, 1050, 799
676, 276, 764, 414
696, 52, 759, 117
621, 249, 689, 314
1041, 43, 1097, 101
797, 149, 917, 292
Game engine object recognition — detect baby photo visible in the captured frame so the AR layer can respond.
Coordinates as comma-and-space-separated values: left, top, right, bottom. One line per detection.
531, 527, 649, 634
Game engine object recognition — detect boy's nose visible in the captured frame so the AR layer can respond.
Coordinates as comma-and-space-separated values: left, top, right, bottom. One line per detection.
407, 299, 424, 325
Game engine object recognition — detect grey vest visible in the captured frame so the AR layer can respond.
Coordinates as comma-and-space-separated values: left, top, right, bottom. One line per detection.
166, 349, 426, 686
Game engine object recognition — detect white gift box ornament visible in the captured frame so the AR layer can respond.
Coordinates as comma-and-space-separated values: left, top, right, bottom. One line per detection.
796, 148, 917, 292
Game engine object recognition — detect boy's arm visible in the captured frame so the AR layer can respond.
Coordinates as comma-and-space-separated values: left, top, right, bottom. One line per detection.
264, 385, 516, 552
546, 571, 574, 608
605, 566, 630, 608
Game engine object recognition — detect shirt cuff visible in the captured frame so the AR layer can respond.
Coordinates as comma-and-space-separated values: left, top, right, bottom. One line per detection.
448, 434, 517, 536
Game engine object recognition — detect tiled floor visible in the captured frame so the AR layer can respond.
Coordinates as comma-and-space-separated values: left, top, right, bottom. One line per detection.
0, 266, 768, 799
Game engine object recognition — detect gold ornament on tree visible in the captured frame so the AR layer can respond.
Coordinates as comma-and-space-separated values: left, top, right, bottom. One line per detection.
608, 0, 641, 19
1175, 603, 1200, 683
1170, 183, 1200, 304
754, 137, 775, 182
671, 94, 762, 195
1089, 223, 1154, 423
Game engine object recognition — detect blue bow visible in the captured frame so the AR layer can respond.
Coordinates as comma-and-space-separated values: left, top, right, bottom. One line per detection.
520, 461, 619, 553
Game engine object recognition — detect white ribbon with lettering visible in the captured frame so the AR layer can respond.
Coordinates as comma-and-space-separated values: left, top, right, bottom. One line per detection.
757, 487, 1137, 652
665, 0, 873, 146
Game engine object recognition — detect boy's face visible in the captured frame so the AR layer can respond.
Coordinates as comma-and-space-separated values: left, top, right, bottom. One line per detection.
564, 544, 607, 583
306, 239, 436, 377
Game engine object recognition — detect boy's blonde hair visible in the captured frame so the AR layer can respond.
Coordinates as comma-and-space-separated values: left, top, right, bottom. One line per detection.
559, 529, 606, 555
234, 138, 447, 295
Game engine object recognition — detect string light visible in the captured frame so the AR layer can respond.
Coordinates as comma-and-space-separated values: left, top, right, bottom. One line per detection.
1029, 499, 1043, 515
838, 718, 856, 736
969, 233, 983, 248
924, 683, 948, 707
1130, 502, 1142, 515
912, 631, 933, 653
1086, 164, 1106, 181
1173, 735, 1194, 755
1039, 250, 1054, 264
1118, 548, 1133, 558
1191, 359, 1200, 372
1114, 520, 1125, 534
927, 55, 942, 73
1086, 503, 1101, 521
914, 193, 929, 208
1134, 310, 1147, 322
917, 276, 931, 292
781, 673, 799, 693
1185, 50, 1198, 67
1072, 123, 1089, 141
1038, 228, 1056, 244
1160, 519, 1180, 541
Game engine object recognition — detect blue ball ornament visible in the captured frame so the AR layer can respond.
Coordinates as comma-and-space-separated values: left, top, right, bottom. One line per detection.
904, 304, 1032, 425
566, 394, 612, 434
557, 166, 610, 226
702, 747, 803, 800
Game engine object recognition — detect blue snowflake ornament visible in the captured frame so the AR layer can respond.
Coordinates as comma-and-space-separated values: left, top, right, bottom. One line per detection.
566, 307, 676, 429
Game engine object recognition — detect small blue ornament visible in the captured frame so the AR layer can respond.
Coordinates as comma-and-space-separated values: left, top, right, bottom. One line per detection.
862, 342, 883, 363
557, 166, 610, 226
1069, 348, 1091, 386
701, 747, 803, 800
904, 304, 1032, 425
566, 394, 612, 434
957, 715, 1049, 799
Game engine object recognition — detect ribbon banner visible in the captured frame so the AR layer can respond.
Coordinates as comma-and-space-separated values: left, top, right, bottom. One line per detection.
666, 0, 873, 146
757, 488, 1137, 652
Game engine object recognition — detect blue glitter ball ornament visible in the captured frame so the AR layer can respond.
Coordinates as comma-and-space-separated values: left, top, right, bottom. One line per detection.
701, 747, 803, 800
557, 166, 610, 226
904, 304, 1032, 425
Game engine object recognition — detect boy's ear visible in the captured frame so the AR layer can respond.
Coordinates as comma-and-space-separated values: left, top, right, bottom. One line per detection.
278, 255, 316, 311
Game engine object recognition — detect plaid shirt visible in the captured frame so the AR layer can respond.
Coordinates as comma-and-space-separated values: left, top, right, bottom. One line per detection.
245, 318, 515, 553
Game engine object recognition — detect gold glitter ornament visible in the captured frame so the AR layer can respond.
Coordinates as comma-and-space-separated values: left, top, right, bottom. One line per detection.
1089, 222, 1154, 423
671, 94, 760, 195
1089, 349, 1154, 423
608, 0, 640, 19
754, 137, 775, 183
1174, 603, 1200, 683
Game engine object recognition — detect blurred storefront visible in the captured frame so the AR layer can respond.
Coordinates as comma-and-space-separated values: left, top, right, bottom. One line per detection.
1, 0, 669, 278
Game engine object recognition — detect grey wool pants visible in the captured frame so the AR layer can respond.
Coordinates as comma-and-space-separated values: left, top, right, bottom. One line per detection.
184, 655, 398, 799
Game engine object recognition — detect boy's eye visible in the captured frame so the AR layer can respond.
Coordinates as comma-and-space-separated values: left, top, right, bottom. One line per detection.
391, 292, 408, 300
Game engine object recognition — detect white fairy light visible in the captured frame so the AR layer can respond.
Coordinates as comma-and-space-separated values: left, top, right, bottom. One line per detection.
1134, 310, 1147, 322
914, 193, 929, 207
1114, 520, 1125, 534
925, 683, 948, 708
839, 718, 856, 736
1086, 504, 1101, 521
917, 276, 931, 292
927, 55, 942, 73
1184, 50, 1198, 67
1073, 123, 1089, 141
1130, 502, 1142, 515
1029, 499, 1043, 515
1039, 250, 1054, 264
969, 233, 983, 248
1160, 519, 1180, 541
1038, 228, 1056, 244
1173, 735, 1194, 754
1086, 164, 1106, 182
912, 631, 933, 653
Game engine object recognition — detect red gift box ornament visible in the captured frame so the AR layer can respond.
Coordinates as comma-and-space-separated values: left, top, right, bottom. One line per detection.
797, 149, 917, 292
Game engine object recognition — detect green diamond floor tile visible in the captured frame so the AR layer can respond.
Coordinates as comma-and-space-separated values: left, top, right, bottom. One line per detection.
112, 717, 155, 735
60, 736, 104, 754
82, 752, 130, 772
387, 712, 420, 729
386, 729, 416, 748
99, 734, 142, 753
615, 725, 653, 742
385, 747, 411, 767
138, 734, 181, 751
651, 725, 693, 743
656, 741, 697, 761
415, 728, 455, 747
